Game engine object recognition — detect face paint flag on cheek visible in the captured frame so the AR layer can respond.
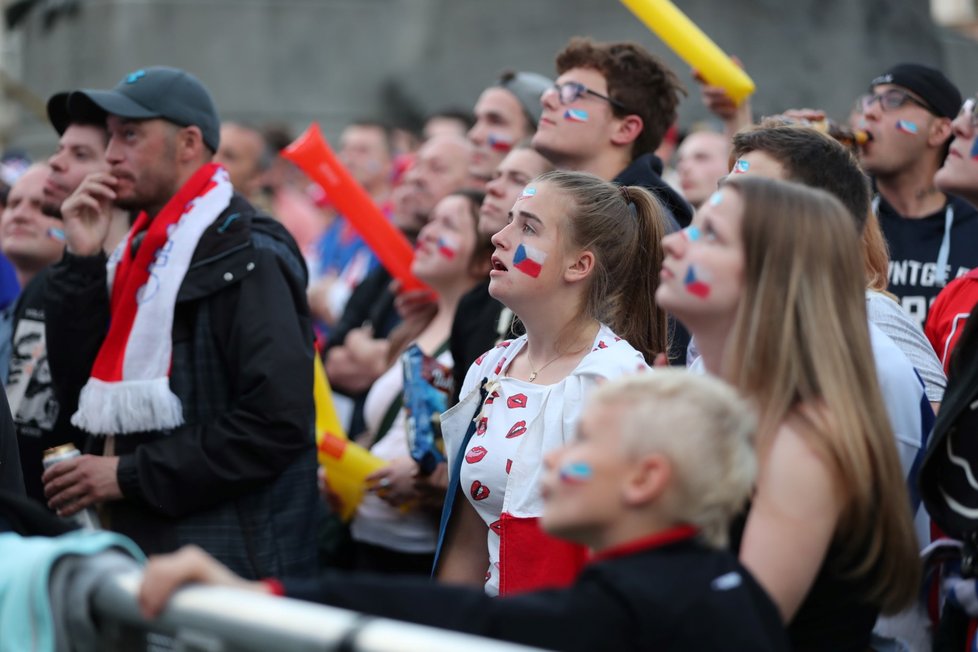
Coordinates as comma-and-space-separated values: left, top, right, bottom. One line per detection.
564, 108, 590, 123
970, 138, 978, 160
684, 265, 711, 298
437, 235, 459, 259
47, 227, 66, 242
513, 243, 547, 278
518, 186, 536, 201
896, 119, 919, 134
682, 225, 702, 242
488, 133, 514, 153
733, 159, 749, 174
708, 191, 723, 206
559, 462, 593, 484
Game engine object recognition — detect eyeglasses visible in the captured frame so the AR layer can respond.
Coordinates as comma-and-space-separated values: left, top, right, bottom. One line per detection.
957, 97, 978, 130
860, 89, 933, 114
552, 82, 628, 112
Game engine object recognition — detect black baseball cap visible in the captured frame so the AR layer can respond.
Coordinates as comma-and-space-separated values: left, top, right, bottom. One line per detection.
870, 63, 962, 120
67, 67, 220, 151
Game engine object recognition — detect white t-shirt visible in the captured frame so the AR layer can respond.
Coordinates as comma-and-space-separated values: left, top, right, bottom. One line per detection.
448, 324, 650, 595
865, 290, 945, 403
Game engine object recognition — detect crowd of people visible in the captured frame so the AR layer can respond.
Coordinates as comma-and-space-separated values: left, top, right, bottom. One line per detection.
1, 31, 978, 652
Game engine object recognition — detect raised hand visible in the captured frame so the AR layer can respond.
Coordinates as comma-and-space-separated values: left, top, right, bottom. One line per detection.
693, 56, 753, 138
61, 171, 118, 256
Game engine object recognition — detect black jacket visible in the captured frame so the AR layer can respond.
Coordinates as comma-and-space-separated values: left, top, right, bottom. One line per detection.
614, 153, 692, 229
45, 193, 319, 579
921, 300, 978, 540
282, 532, 789, 652
6, 268, 88, 502
0, 390, 23, 497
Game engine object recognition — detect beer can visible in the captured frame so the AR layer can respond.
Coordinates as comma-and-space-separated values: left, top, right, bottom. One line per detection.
42, 443, 100, 530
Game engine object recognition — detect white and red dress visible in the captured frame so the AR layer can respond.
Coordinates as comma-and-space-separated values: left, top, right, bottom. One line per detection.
441, 323, 649, 596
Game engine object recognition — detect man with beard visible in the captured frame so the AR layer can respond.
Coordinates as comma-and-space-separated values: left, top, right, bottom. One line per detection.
40, 67, 319, 578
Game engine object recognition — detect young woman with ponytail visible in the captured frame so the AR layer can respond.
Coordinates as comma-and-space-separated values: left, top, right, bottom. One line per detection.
434, 170, 670, 596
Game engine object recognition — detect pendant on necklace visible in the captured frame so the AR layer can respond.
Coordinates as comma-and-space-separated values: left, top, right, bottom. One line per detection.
528, 371, 538, 382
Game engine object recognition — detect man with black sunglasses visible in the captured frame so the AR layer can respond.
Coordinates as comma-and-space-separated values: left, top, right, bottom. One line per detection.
532, 37, 692, 230
858, 63, 978, 329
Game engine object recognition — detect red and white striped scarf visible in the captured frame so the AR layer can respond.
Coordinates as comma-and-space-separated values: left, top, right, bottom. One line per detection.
72, 163, 232, 435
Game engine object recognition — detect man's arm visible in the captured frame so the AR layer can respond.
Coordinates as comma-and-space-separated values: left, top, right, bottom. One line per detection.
44, 252, 110, 429
44, 172, 118, 420
139, 545, 632, 652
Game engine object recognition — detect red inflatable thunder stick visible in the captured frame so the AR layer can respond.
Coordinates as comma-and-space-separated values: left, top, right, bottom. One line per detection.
282, 123, 428, 292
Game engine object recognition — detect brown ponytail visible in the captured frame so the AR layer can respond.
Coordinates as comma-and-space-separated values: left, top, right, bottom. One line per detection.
535, 171, 670, 363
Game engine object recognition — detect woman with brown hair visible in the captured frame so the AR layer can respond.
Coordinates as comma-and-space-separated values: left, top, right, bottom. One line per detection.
343, 189, 492, 575
658, 175, 920, 651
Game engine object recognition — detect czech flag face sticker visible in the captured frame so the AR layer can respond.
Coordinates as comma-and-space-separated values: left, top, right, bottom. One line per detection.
896, 119, 919, 134
684, 265, 711, 298
488, 133, 514, 152
437, 235, 459, 259
564, 108, 589, 123
559, 462, 593, 484
513, 243, 546, 278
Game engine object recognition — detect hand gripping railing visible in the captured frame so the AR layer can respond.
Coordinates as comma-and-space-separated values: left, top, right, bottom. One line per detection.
90, 569, 549, 652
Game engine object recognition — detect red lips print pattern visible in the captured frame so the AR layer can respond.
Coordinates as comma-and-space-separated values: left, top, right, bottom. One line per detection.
471, 480, 491, 501
506, 393, 527, 409
476, 417, 488, 436
505, 420, 527, 439
466, 446, 488, 464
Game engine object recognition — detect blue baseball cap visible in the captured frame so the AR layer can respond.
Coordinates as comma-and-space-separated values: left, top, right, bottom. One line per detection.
67, 66, 220, 151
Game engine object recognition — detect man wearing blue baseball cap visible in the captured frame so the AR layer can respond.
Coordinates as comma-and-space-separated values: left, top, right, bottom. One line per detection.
41, 67, 320, 579
858, 63, 978, 328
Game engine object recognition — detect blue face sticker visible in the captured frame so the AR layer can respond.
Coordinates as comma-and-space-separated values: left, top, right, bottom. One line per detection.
125, 70, 147, 84
708, 191, 723, 206
559, 461, 593, 484
682, 225, 702, 241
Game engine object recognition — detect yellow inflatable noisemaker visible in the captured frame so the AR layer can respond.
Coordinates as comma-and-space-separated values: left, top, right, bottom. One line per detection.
621, 0, 755, 104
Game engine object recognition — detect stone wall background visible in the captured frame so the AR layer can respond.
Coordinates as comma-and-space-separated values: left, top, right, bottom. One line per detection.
4, 0, 977, 155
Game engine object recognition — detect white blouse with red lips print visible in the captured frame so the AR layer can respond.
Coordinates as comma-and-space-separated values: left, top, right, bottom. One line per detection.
445, 323, 649, 596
